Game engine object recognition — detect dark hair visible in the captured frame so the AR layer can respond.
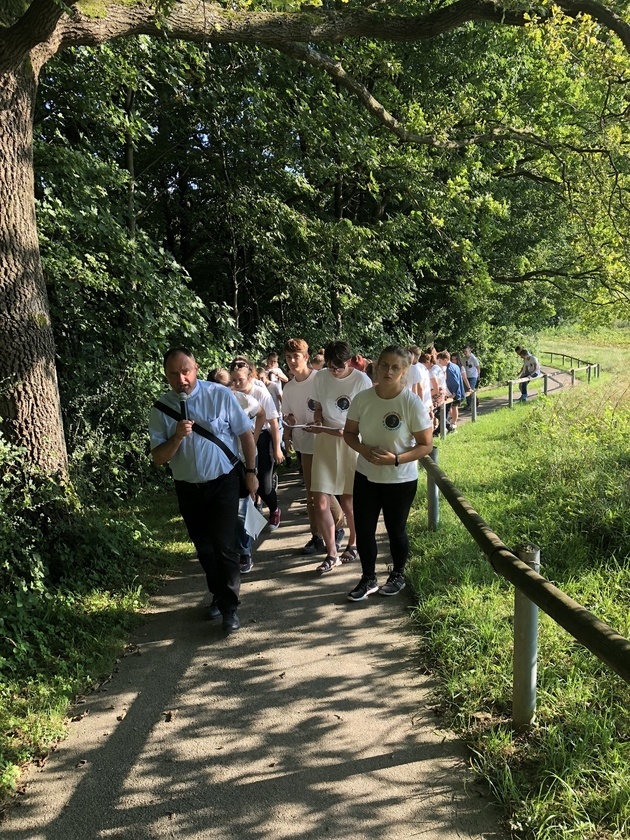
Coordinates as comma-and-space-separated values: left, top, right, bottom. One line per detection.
164, 346, 195, 367
436, 350, 451, 362
377, 345, 411, 367
229, 355, 254, 372
324, 340, 352, 368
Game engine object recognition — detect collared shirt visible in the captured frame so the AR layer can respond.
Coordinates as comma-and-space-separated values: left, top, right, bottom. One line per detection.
149, 380, 252, 483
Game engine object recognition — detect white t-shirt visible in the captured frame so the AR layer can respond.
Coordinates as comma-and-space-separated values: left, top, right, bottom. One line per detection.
430, 364, 446, 393
266, 380, 282, 414
405, 363, 422, 391
313, 368, 372, 428
234, 391, 259, 460
465, 353, 480, 379
241, 382, 278, 430
282, 370, 318, 455
414, 363, 432, 410
346, 387, 432, 484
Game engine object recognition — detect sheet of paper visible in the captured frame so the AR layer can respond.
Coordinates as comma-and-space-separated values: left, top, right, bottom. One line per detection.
289, 424, 342, 431
244, 497, 269, 539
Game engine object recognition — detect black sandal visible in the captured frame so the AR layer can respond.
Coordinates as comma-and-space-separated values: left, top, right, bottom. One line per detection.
340, 546, 358, 564
316, 555, 341, 574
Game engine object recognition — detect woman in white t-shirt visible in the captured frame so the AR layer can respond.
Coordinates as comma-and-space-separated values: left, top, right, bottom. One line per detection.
343, 345, 433, 601
306, 341, 372, 573
230, 356, 284, 530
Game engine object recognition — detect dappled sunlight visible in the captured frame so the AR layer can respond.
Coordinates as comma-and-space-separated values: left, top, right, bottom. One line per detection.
4, 473, 503, 840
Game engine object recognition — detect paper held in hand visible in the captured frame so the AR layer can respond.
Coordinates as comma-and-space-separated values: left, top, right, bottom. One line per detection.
244, 497, 269, 539
290, 424, 342, 431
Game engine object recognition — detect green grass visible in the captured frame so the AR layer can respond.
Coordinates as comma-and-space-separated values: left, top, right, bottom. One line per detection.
408, 326, 630, 840
0, 492, 189, 805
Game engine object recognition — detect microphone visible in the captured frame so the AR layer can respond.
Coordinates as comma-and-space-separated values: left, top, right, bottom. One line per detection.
178, 391, 189, 421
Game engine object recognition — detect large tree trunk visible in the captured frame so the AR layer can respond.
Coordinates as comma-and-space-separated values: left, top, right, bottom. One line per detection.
0, 61, 68, 475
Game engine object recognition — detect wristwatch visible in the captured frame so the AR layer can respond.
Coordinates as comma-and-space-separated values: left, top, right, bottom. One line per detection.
394, 454, 400, 467
245, 468, 258, 475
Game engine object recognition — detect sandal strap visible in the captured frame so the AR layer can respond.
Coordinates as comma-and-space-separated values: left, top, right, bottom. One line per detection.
340, 546, 358, 563
317, 555, 339, 572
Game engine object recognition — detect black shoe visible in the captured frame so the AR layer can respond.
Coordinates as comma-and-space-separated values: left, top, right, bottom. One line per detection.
206, 598, 221, 620
334, 527, 345, 550
301, 535, 325, 555
239, 554, 253, 574
222, 610, 241, 633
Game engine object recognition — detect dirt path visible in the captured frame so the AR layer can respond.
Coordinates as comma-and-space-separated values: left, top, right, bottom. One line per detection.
456, 364, 575, 428
4, 469, 505, 840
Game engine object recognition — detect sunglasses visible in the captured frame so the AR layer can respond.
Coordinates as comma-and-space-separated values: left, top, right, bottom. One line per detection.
230, 361, 249, 370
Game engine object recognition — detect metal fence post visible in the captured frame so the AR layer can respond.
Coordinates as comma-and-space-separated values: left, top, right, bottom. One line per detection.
439, 402, 447, 439
513, 543, 540, 731
427, 447, 439, 531
471, 390, 477, 422
571, 368, 575, 386
508, 380, 514, 408
588, 365, 592, 384
543, 373, 548, 396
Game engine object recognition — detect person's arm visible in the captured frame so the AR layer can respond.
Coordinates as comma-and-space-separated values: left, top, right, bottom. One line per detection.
268, 417, 284, 463
304, 401, 341, 435
238, 429, 259, 498
363, 427, 433, 467
343, 418, 373, 459
151, 419, 193, 466
269, 366, 288, 383
253, 405, 265, 443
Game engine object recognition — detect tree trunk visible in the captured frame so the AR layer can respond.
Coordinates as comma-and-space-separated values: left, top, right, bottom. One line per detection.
0, 61, 68, 475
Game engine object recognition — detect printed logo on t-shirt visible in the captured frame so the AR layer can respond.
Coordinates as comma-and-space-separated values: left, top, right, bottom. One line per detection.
307, 397, 318, 412
383, 412, 402, 430
335, 395, 351, 412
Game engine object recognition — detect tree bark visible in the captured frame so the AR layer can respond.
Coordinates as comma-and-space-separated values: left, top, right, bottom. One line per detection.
0, 60, 68, 474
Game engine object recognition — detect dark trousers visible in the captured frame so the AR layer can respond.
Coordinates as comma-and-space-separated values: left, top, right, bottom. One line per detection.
353, 470, 418, 578
174, 469, 240, 612
257, 429, 278, 513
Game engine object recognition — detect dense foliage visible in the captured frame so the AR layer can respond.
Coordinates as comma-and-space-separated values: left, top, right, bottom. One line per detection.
3, 6, 630, 829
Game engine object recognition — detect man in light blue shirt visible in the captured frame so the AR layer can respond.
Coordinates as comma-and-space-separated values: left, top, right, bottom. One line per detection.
149, 348, 258, 633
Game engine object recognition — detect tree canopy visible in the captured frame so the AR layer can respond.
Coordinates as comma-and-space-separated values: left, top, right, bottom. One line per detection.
1, 0, 630, 474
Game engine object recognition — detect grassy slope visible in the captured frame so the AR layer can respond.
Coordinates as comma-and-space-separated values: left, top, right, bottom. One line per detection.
407, 329, 630, 839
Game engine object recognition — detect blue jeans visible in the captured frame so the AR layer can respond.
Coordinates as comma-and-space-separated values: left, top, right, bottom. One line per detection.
237, 497, 252, 557
466, 376, 478, 407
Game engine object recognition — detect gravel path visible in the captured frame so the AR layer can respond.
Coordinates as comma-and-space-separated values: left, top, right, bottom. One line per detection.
4, 468, 505, 840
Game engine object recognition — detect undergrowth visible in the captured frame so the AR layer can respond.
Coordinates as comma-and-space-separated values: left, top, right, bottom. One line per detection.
0, 439, 184, 804
409, 369, 630, 840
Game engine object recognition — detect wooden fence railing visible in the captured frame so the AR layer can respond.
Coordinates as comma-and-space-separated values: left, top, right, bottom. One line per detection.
421, 449, 630, 730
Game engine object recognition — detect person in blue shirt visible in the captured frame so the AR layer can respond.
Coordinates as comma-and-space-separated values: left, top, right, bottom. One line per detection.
437, 350, 466, 432
149, 347, 258, 633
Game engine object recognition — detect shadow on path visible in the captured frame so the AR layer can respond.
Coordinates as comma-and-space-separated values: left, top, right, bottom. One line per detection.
4, 476, 505, 840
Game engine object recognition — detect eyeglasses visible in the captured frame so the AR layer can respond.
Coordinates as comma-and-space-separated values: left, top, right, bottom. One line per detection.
326, 363, 347, 373
230, 361, 249, 370
378, 363, 403, 373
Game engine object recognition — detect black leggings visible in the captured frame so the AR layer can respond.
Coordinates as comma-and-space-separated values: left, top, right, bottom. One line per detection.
257, 429, 278, 513
353, 470, 417, 578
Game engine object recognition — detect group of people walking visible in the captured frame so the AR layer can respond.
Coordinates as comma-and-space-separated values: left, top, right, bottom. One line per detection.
148, 338, 482, 633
